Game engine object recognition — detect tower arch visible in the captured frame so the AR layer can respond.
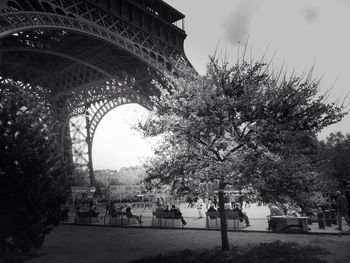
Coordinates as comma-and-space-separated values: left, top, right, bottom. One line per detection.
0, 0, 196, 185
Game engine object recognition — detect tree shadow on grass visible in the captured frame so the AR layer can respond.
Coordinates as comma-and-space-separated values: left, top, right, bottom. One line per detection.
130, 241, 330, 263
0, 253, 46, 263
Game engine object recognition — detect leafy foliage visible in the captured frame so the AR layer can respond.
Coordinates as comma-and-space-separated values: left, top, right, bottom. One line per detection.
140, 57, 345, 207
0, 83, 68, 255
318, 132, 350, 185
139, 56, 345, 251
310, 131, 350, 200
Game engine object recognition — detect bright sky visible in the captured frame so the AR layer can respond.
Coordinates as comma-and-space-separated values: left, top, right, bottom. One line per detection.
93, 0, 350, 170
92, 103, 152, 170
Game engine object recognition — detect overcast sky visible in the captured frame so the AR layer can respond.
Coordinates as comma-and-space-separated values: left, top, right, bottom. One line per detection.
93, 0, 350, 170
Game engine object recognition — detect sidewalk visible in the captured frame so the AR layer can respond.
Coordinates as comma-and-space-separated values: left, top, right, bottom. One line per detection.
26, 224, 350, 263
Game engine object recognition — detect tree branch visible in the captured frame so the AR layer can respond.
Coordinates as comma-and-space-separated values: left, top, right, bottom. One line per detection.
194, 137, 223, 162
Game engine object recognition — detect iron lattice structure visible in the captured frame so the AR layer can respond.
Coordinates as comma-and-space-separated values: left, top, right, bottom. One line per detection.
0, 0, 195, 185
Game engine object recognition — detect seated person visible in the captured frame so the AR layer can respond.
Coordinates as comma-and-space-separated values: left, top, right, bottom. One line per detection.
207, 204, 218, 219
267, 203, 285, 231
88, 198, 94, 210
125, 204, 143, 223
161, 205, 172, 218
232, 203, 250, 227
155, 197, 161, 207
105, 201, 114, 215
109, 204, 123, 216
207, 204, 217, 212
155, 206, 165, 213
224, 203, 232, 210
287, 206, 302, 217
164, 205, 170, 212
154, 205, 165, 218
170, 204, 187, 225
268, 203, 285, 216
114, 204, 125, 214
89, 205, 99, 217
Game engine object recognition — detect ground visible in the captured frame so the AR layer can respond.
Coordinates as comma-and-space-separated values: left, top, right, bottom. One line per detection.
22, 225, 350, 263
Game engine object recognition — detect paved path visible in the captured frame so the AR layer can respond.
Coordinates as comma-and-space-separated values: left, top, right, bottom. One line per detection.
27, 225, 350, 263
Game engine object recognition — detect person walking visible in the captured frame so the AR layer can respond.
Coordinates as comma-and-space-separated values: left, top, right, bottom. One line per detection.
187, 196, 193, 208
196, 196, 203, 219
204, 196, 209, 209
335, 191, 349, 231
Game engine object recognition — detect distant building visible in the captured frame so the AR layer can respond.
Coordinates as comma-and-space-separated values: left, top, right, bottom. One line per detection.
94, 166, 145, 186
71, 186, 96, 199
109, 184, 142, 200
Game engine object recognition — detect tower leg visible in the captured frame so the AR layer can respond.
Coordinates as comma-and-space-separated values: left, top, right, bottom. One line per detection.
69, 114, 92, 186
63, 123, 75, 181
85, 111, 95, 186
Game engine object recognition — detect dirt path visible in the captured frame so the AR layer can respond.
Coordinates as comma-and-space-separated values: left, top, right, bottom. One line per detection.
26, 225, 350, 263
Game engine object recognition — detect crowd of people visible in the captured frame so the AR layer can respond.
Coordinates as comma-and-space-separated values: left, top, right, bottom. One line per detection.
154, 204, 187, 225
105, 202, 143, 223
205, 201, 251, 227
152, 195, 252, 227
193, 189, 349, 231
105, 194, 253, 227
72, 189, 350, 231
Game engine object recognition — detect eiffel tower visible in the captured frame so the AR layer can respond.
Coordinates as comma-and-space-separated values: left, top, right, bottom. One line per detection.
0, 0, 195, 185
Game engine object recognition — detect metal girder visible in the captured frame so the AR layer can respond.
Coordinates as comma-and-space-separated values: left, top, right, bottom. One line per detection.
68, 91, 147, 186
0, 11, 192, 77
0, 0, 195, 185
0, 46, 113, 77
0, 31, 123, 77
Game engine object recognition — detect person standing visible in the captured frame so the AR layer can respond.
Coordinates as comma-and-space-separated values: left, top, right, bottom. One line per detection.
196, 196, 203, 219
335, 191, 349, 231
204, 196, 209, 209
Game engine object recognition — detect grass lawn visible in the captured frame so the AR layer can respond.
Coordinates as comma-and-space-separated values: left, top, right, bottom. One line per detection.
5, 225, 350, 263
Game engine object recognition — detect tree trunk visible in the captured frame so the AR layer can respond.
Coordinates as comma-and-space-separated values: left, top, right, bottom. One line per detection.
218, 189, 229, 251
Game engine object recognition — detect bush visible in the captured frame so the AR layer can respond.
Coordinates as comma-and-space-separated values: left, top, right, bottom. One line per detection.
0, 84, 68, 255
